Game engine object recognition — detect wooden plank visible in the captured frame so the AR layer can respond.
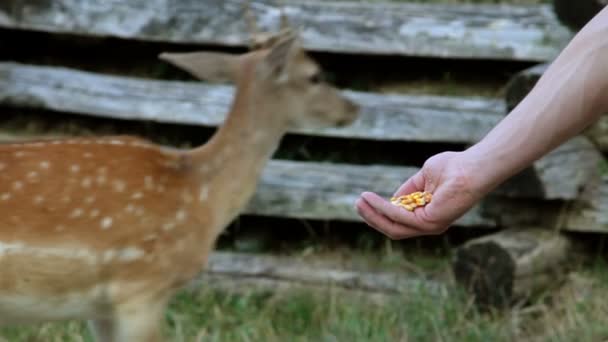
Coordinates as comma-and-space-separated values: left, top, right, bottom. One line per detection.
0, 62, 504, 144
0, 0, 572, 61
0, 62, 600, 202
195, 251, 448, 296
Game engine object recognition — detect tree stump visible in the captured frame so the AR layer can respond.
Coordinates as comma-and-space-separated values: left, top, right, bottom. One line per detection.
452, 227, 576, 309
553, 0, 606, 31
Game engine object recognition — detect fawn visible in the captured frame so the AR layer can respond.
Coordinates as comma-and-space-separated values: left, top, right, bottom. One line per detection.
0, 28, 358, 340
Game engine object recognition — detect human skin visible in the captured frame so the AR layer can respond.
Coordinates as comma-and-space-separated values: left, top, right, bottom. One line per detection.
355, 6, 608, 239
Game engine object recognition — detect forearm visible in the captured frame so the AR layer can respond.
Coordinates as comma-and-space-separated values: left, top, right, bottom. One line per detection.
464, 7, 608, 194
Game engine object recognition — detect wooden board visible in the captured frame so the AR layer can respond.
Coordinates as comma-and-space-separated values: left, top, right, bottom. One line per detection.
0, 62, 504, 144
197, 251, 447, 296
0, 62, 600, 202
0, 0, 572, 61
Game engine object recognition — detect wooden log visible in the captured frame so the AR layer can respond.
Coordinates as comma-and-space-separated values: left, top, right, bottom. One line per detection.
565, 176, 608, 232
0, 62, 601, 202
0, 62, 504, 144
452, 227, 576, 309
191, 251, 448, 297
552, 0, 606, 31
0, 0, 572, 61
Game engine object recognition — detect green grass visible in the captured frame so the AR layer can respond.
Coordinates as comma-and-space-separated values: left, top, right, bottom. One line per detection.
2, 258, 608, 342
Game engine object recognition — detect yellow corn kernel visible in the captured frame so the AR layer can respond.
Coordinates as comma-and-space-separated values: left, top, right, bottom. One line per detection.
390, 191, 433, 211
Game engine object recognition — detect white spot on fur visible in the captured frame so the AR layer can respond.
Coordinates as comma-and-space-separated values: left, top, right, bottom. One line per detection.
162, 222, 176, 231
109, 140, 124, 145
85, 196, 95, 204
96, 175, 106, 185
143, 234, 157, 242
102, 247, 145, 263
125, 204, 135, 213
199, 185, 209, 202
144, 176, 154, 190
131, 192, 143, 200
14, 151, 25, 158
112, 180, 126, 192
176, 210, 187, 222
1, 193, 11, 201
12, 181, 23, 190
33, 195, 44, 204
117, 247, 144, 261
81, 177, 92, 188
39, 161, 50, 169
83, 152, 93, 158
100, 217, 113, 230
70, 208, 84, 218
26, 171, 38, 181
71, 165, 80, 173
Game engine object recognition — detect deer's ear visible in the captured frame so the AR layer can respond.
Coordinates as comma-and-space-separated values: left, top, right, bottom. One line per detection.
159, 51, 240, 83
260, 33, 299, 83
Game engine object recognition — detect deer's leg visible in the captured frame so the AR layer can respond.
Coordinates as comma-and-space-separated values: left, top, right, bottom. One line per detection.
89, 298, 168, 342
88, 319, 115, 342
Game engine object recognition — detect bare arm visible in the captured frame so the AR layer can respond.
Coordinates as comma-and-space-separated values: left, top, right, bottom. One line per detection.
356, 7, 608, 239
465, 5, 608, 195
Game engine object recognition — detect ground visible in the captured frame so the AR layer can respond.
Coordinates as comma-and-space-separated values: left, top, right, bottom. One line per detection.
1, 240, 607, 341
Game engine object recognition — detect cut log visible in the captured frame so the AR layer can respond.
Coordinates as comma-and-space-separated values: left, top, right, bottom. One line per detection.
191, 251, 448, 297
452, 227, 576, 309
0, 62, 601, 202
0, 0, 572, 61
552, 0, 606, 31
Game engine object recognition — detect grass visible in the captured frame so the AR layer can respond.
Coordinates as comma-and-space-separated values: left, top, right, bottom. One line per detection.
1, 250, 607, 342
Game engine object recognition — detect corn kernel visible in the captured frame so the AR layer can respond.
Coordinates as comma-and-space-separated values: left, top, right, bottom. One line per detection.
390, 191, 433, 211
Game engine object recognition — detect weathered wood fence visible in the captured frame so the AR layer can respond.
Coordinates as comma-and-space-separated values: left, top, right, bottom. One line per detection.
1, 0, 605, 307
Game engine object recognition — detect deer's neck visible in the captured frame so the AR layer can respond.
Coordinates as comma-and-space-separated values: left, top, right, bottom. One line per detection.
189, 73, 287, 236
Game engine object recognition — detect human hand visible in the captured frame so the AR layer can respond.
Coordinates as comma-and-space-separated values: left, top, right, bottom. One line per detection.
355, 151, 483, 239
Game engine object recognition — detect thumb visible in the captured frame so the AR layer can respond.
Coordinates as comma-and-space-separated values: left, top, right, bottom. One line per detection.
393, 170, 425, 197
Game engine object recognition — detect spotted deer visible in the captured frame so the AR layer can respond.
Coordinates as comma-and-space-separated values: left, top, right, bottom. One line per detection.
0, 24, 359, 341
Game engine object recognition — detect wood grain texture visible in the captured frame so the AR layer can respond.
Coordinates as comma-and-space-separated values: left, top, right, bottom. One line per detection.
0, 0, 572, 61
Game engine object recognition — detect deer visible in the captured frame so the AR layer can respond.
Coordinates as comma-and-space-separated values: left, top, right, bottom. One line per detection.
0, 9, 359, 341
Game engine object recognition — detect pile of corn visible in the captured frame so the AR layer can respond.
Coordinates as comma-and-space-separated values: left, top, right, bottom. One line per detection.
390, 191, 432, 211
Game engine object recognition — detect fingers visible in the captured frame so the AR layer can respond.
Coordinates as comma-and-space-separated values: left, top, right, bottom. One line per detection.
360, 192, 422, 227
355, 197, 422, 239
393, 170, 425, 197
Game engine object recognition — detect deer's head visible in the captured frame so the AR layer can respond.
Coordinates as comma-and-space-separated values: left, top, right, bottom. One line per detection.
158, 31, 359, 130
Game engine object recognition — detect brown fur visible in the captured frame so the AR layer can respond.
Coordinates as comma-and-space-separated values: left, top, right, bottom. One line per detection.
0, 36, 358, 341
